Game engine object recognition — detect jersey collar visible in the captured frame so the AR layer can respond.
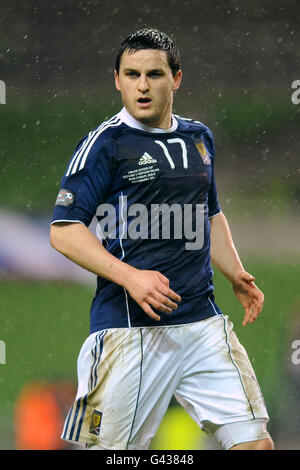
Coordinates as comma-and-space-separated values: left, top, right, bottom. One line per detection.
118, 107, 178, 134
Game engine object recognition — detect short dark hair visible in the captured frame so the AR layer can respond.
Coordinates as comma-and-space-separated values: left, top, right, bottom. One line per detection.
115, 28, 181, 77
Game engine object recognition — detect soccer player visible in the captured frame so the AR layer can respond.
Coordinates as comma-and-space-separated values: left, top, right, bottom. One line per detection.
50, 29, 274, 450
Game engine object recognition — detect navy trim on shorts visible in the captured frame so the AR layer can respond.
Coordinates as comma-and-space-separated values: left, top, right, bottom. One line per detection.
93, 331, 106, 389
69, 398, 82, 440
75, 395, 88, 441
222, 315, 255, 419
62, 404, 74, 439
63, 332, 107, 442
126, 329, 144, 449
89, 331, 107, 391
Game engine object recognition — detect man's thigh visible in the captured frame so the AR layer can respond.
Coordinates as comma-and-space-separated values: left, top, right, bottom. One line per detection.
174, 315, 271, 448
61, 326, 185, 450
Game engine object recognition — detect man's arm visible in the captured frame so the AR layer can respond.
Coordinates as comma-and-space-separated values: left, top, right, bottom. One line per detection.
50, 222, 181, 321
209, 211, 264, 326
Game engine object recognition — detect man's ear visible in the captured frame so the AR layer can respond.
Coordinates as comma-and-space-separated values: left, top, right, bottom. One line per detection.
172, 70, 182, 91
114, 70, 121, 91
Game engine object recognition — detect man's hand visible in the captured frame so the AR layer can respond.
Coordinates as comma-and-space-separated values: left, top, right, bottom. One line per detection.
123, 268, 182, 321
232, 271, 264, 326
50, 223, 181, 322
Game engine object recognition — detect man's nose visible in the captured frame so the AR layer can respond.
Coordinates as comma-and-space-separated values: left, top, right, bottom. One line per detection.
138, 74, 149, 92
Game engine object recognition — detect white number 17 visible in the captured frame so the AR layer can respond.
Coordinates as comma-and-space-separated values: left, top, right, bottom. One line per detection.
154, 138, 188, 169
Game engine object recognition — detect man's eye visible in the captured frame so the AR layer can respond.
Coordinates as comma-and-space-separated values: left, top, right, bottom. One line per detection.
127, 72, 139, 77
149, 72, 162, 77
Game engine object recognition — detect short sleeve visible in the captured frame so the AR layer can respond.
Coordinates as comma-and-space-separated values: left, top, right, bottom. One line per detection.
203, 129, 222, 219
51, 136, 114, 227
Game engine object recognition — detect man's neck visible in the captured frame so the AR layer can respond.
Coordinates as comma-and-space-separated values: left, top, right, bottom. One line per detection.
119, 107, 178, 134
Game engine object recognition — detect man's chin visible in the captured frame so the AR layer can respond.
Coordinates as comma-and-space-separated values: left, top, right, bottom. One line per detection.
133, 109, 158, 126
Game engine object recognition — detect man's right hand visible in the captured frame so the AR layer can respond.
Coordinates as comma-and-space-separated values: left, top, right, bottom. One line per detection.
50, 222, 181, 321
123, 268, 182, 321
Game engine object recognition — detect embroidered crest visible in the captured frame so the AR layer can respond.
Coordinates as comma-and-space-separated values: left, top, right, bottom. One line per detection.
195, 141, 211, 165
89, 410, 102, 436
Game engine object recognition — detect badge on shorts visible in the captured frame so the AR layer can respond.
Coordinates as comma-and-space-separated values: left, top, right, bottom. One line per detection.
89, 410, 102, 436
55, 188, 75, 206
195, 141, 211, 165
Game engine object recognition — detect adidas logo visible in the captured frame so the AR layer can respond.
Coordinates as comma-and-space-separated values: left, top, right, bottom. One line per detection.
138, 152, 157, 165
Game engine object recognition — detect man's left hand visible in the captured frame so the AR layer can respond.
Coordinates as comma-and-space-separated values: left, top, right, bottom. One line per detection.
232, 271, 264, 326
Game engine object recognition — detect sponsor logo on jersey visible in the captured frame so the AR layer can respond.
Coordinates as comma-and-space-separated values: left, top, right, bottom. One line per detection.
195, 141, 211, 165
138, 152, 157, 165
89, 410, 102, 436
55, 189, 75, 206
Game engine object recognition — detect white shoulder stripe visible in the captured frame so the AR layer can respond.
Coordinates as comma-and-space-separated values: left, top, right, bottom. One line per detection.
174, 114, 205, 126
72, 116, 120, 175
65, 115, 121, 177
78, 118, 122, 173
65, 115, 119, 176
65, 122, 107, 177
68, 130, 94, 176
65, 131, 92, 177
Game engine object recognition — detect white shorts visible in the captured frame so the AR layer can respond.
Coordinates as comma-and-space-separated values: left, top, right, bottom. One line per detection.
61, 315, 270, 450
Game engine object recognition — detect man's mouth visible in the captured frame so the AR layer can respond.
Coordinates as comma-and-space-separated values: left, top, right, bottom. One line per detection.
137, 97, 152, 107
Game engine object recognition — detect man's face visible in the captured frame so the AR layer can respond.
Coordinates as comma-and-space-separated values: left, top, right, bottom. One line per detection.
115, 49, 182, 128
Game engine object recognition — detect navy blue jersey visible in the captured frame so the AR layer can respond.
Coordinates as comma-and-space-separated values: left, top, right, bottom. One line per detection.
51, 108, 223, 332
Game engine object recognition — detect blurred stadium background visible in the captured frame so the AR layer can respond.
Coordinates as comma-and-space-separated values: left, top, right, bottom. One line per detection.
0, 0, 300, 450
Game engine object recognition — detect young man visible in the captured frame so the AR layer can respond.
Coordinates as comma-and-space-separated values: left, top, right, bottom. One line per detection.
50, 29, 274, 450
